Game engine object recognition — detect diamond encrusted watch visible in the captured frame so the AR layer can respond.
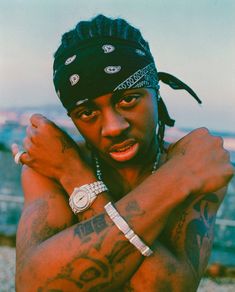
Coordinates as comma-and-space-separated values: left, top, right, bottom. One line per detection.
69, 181, 108, 214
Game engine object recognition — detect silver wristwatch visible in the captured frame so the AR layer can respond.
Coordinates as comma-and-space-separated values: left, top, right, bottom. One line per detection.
69, 181, 108, 214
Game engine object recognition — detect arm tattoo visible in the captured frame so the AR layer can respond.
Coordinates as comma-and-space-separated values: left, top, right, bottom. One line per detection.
17, 199, 69, 272
38, 255, 110, 291
125, 201, 141, 213
185, 193, 219, 276
38, 218, 135, 291
74, 214, 108, 242
125, 200, 145, 221
107, 241, 134, 265
58, 135, 73, 153
173, 210, 188, 245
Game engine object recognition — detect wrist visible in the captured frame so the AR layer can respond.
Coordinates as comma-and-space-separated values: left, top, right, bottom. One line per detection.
60, 162, 97, 195
161, 157, 195, 197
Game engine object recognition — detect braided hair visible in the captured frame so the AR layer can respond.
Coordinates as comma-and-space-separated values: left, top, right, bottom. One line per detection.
54, 15, 152, 62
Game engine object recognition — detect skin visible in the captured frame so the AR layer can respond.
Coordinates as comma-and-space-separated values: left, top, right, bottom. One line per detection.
13, 88, 234, 291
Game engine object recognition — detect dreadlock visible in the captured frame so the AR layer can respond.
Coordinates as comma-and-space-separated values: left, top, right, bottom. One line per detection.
54, 15, 152, 68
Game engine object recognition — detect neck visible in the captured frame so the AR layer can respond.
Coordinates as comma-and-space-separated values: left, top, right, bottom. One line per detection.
95, 136, 160, 195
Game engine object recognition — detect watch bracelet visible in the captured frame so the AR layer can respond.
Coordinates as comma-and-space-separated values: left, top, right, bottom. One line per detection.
69, 181, 108, 214
104, 202, 153, 257
79, 181, 108, 195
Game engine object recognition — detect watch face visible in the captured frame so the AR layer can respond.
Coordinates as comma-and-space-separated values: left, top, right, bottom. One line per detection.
73, 190, 89, 210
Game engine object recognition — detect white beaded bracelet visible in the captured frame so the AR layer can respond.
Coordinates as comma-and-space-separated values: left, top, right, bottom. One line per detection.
104, 202, 153, 257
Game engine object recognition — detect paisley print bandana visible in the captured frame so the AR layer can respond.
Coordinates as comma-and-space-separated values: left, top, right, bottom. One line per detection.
53, 37, 159, 113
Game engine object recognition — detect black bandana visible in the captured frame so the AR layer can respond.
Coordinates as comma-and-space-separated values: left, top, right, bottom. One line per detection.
53, 37, 202, 122
53, 37, 159, 113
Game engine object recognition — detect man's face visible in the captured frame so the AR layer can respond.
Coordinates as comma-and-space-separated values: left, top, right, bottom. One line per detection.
70, 88, 158, 167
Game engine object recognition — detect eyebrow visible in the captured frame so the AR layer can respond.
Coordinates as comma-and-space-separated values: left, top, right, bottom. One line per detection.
74, 89, 139, 111
111, 90, 129, 101
75, 93, 122, 109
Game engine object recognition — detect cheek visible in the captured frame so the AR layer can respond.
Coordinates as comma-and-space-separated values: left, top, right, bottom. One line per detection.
136, 102, 158, 133
72, 120, 103, 150
79, 127, 99, 144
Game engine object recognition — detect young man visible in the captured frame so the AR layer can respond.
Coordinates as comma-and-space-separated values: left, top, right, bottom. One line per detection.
13, 15, 233, 291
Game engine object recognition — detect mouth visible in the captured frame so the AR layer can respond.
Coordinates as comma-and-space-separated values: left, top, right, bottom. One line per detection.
109, 140, 139, 162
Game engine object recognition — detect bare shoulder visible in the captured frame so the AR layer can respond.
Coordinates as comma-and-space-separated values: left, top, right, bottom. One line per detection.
21, 165, 75, 225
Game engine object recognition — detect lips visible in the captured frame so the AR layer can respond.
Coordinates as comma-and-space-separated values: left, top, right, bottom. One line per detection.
109, 139, 139, 162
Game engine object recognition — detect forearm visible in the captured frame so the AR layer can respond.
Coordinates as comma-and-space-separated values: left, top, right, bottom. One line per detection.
157, 188, 227, 286
17, 161, 192, 291
121, 189, 227, 292
122, 189, 227, 292
123, 241, 196, 292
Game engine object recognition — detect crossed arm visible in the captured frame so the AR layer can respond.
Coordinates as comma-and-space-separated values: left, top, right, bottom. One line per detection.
16, 160, 187, 291
15, 117, 233, 291
16, 164, 226, 292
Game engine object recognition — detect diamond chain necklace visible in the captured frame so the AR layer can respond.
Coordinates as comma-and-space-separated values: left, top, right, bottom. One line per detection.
95, 148, 161, 181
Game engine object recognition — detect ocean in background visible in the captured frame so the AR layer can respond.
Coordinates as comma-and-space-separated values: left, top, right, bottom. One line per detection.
0, 106, 235, 266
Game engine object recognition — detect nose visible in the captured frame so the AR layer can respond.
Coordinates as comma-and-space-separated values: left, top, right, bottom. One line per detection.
101, 109, 130, 138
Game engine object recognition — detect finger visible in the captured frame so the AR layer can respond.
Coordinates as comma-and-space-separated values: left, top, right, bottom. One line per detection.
23, 136, 33, 153
11, 144, 28, 165
11, 143, 20, 157
20, 151, 32, 165
26, 125, 37, 142
194, 127, 210, 136
30, 113, 47, 128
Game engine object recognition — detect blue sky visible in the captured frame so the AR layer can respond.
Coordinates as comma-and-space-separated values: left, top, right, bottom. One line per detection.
1, 0, 234, 132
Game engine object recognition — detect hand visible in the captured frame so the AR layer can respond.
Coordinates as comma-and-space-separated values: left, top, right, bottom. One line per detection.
12, 114, 95, 190
166, 128, 234, 194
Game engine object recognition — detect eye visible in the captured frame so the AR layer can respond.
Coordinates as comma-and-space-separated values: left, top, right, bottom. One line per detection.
118, 94, 140, 108
74, 108, 99, 122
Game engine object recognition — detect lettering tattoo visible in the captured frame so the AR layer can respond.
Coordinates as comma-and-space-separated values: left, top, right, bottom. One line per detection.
185, 193, 219, 276
74, 214, 108, 241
